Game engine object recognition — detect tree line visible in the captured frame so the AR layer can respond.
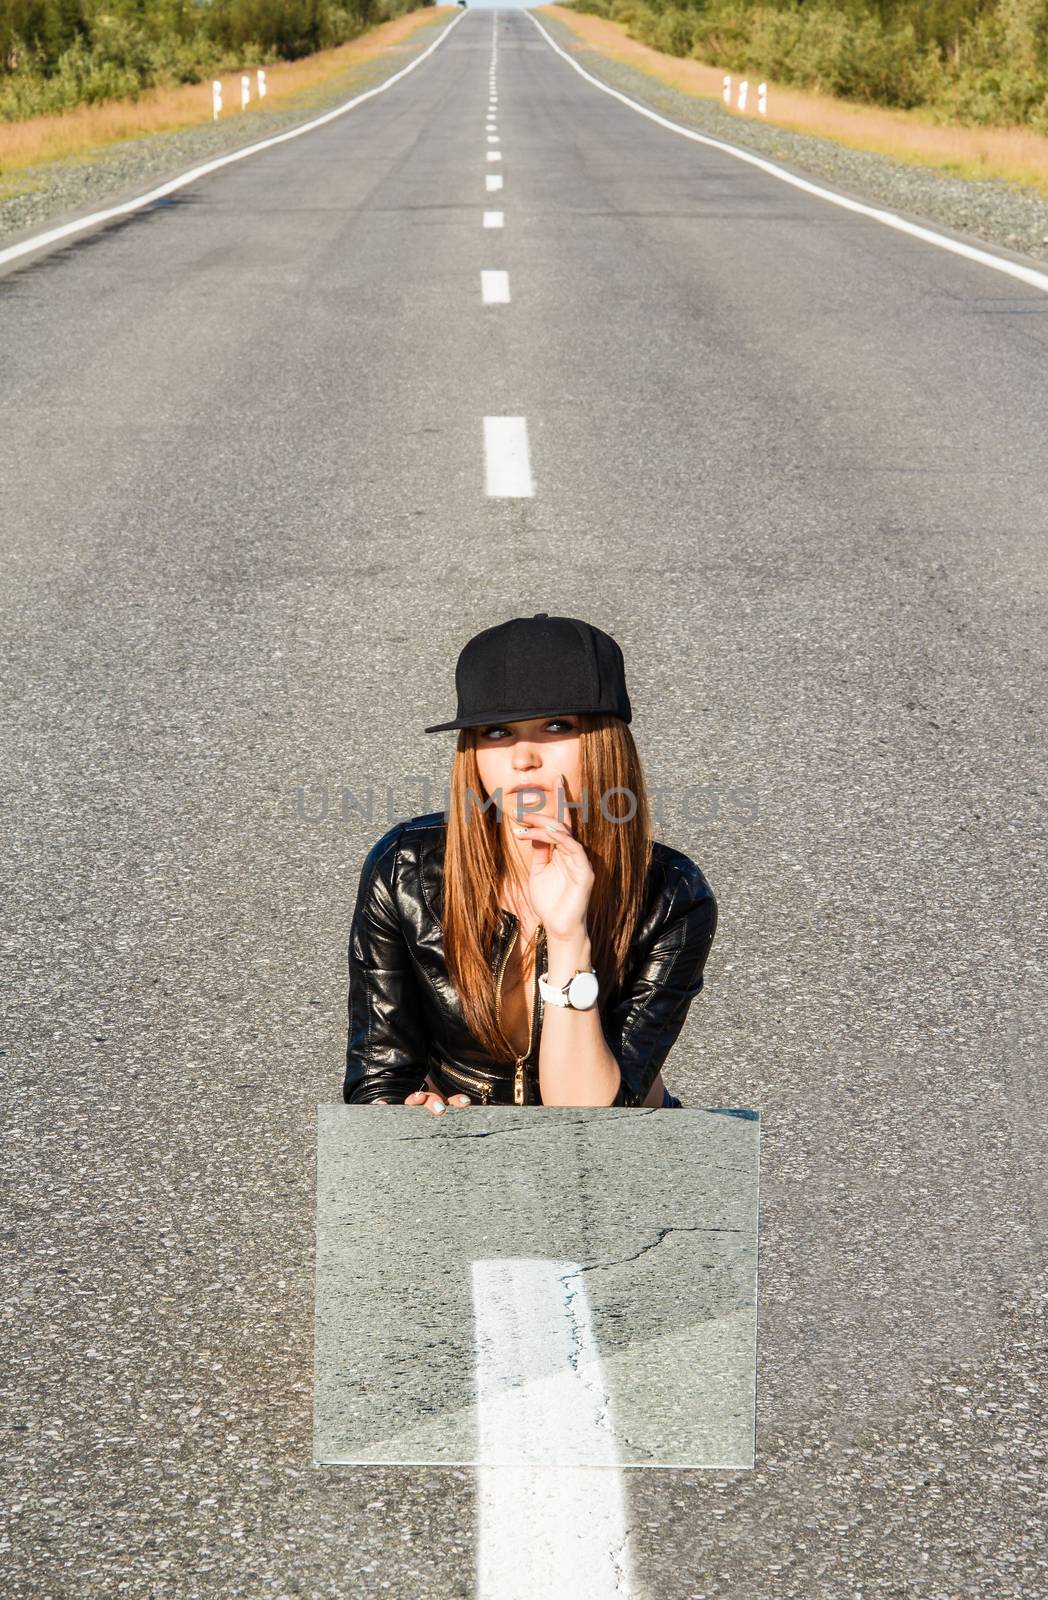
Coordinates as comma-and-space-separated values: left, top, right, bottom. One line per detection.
0, 0, 431, 121
567, 0, 1048, 130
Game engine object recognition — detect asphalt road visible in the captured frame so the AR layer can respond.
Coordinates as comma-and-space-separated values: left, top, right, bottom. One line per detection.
2, 5, 1046, 1597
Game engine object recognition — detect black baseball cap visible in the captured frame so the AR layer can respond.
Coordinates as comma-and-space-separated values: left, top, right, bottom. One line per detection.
423, 613, 632, 733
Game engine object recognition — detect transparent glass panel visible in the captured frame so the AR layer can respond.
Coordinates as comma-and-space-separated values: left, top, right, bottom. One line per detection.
314, 1105, 760, 1469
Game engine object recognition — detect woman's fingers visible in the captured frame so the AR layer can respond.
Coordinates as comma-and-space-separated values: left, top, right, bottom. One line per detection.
512, 815, 580, 845
405, 1090, 471, 1114
428, 1092, 472, 1115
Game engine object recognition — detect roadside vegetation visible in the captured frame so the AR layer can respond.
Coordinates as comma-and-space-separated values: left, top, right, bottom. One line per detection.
562, 0, 1048, 133
0, 2, 453, 178
0, 0, 436, 122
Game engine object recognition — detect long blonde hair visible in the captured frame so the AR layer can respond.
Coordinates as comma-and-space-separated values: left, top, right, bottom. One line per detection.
441, 713, 654, 1061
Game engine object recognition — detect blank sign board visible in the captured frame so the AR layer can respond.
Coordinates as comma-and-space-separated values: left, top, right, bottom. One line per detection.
314, 1105, 760, 1469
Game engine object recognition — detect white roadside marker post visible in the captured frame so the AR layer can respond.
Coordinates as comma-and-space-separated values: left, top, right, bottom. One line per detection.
241, 74, 250, 110
738, 79, 748, 112
257, 68, 267, 99
212, 80, 222, 120
723, 74, 731, 104
758, 81, 767, 115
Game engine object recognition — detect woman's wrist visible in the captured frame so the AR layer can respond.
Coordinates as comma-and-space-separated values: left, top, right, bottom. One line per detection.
544, 927, 593, 986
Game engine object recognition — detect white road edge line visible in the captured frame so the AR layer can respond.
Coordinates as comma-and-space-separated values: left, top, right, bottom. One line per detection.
527, 10, 1048, 296
0, 9, 467, 271
486, 175, 503, 191
481, 269, 510, 304
484, 417, 533, 496
483, 211, 504, 228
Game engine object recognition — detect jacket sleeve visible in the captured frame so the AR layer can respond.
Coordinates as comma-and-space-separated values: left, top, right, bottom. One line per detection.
601, 865, 718, 1107
343, 827, 432, 1106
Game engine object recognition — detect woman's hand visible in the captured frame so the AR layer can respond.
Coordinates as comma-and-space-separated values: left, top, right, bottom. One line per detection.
405, 1089, 472, 1117
510, 772, 594, 941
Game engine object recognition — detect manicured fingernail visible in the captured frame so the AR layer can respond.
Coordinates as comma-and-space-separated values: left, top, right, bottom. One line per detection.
433, 1102, 445, 1114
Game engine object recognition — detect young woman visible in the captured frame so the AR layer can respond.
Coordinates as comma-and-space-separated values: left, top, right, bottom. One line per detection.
343, 613, 718, 1115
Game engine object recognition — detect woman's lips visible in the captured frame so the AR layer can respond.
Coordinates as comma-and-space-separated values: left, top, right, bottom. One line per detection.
505, 786, 549, 813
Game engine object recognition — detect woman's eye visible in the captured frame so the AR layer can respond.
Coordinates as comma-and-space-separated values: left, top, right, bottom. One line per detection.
482, 721, 573, 739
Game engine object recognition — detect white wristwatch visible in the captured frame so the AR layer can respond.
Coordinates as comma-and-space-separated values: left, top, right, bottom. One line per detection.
538, 967, 600, 1011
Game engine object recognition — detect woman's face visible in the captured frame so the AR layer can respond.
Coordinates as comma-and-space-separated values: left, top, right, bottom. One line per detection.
473, 715, 584, 829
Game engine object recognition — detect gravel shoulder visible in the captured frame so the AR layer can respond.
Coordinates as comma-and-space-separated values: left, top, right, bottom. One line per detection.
535, 6, 1048, 270
0, 12, 459, 251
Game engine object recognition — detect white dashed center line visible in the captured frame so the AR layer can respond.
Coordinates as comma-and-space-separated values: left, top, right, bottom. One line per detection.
481, 270, 510, 304
484, 418, 533, 497
473, 1259, 635, 1598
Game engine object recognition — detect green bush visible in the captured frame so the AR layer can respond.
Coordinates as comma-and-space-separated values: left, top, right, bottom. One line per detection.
608, 0, 653, 32
940, 61, 1046, 122
647, 7, 699, 57
145, 31, 226, 86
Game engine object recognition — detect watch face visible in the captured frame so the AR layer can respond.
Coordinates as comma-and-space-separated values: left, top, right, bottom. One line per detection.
568, 970, 599, 1010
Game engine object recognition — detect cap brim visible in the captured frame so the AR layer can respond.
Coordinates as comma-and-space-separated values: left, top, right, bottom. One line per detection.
424, 705, 630, 734
422, 715, 503, 733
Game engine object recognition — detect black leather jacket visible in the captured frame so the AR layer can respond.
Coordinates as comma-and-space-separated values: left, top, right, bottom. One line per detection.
342, 811, 717, 1108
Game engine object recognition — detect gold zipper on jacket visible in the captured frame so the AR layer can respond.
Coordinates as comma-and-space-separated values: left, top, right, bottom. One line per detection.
495, 916, 518, 1000
439, 1060, 494, 1105
494, 916, 548, 1106
506, 921, 547, 1106
495, 920, 526, 1105
528, 924, 546, 1106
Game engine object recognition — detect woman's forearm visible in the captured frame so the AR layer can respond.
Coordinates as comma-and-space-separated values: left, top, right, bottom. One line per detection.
538, 930, 622, 1106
